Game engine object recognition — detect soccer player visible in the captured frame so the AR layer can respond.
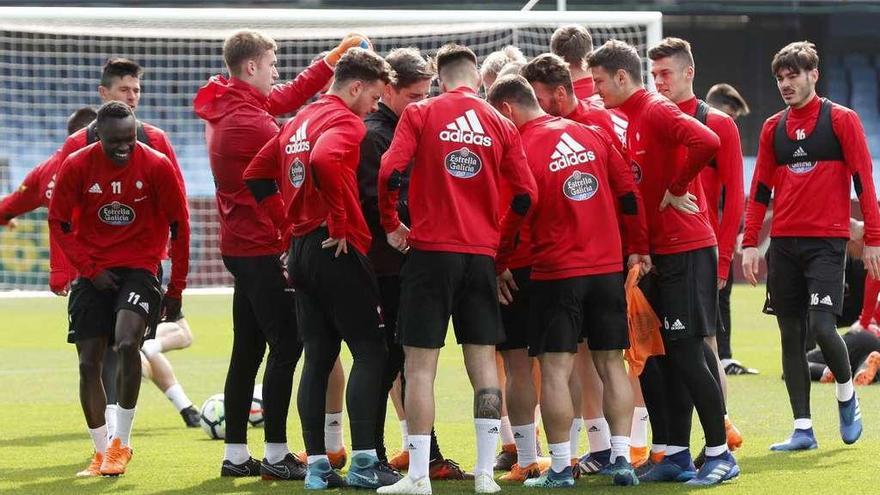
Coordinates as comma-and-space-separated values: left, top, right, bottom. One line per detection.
480, 46, 527, 92
550, 25, 597, 100
808, 328, 880, 385
489, 74, 650, 487
48, 101, 190, 477
704, 82, 759, 376
195, 29, 365, 478
356, 46, 469, 480
244, 48, 399, 490
589, 40, 740, 485
742, 41, 880, 451
376, 43, 537, 495
648, 37, 745, 460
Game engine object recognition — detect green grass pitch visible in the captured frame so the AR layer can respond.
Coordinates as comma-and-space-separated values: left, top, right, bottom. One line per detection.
0, 285, 876, 494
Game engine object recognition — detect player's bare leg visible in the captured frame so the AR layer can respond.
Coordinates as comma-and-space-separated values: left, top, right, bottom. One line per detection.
142, 350, 199, 427
576, 344, 612, 473
593, 350, 635, 480
499, 349, 542, 481
528, 352, 576, 487
76, 336, 110, 477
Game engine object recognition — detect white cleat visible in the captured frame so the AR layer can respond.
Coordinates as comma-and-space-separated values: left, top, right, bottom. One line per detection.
377, 475, 432, 495
475, 473, 501, 493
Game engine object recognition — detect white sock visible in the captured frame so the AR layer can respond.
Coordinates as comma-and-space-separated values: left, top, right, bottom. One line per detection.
308, 454, 329, 465
224, 443, 251, 464
500, 416, 515, 446
105, 404, 117, 438
114, 405, 136, 447
666, 445, 688, 456
651, 443, 667, 454
475, 418, 501, 476
548, 441, 570, 473
704, 444, 728, 457
407, 434, 431, 480
325, 412, 344, 451
836, 379, 855, 402
352, 449, 377, 458
164, 383, 193, 412
610, 435, 631, 462
264, 442, 289, 464
399, 420, 408, 451
794, 418, 813, 430
585, 417, 611, 452
512, 423, 538, 467
88, 425, 109, 454
631, 407, 649, 448
569, 417, 583, 459
141, 339, 163, 358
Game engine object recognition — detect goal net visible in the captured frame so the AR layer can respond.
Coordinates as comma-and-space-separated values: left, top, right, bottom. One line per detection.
0, 7, 662, 290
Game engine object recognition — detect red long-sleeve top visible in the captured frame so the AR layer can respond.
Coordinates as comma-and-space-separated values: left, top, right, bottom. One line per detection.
48, 142, 190, 298
193, 59, 333, 256
379, 86, 537, 257
744, 95, 880, 247
619, 88, 720, 255
244, 94, 372, 255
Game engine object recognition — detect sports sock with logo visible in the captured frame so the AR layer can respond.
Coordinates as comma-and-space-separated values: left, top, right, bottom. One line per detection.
114, 405, 136, 447
264, 442, 290, 464
548, 441, 570, 473
569, 417, 583, 459
407, 434, 431, 480
585, 417, 611, 453
224, 443, 251, 464
474, 418, 501, 475
164, 383, 193, 412
88, 425, 109, 454
631, 407, 649, 448
512, 423, 538, 467
500, 415, 515, 446
610, 435, 631, 463
325, 412, 344, 451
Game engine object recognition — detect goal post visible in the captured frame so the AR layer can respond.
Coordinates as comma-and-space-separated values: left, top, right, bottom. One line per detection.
0, 7, 662, 291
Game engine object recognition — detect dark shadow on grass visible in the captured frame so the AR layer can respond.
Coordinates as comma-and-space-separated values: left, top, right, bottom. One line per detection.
739, 447, 850, 475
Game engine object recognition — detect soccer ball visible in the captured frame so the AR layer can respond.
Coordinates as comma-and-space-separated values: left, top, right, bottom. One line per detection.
200, 394, 226, 440
249, 384, 264, 427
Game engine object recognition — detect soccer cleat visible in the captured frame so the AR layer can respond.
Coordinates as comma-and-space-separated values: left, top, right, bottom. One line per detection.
630, 446, 649, 468
577, 448, 610, 475
684, 452, 740, 486
634, 452, 664, 477
722, 359, 759, 375
839, 394, 863, 445
569, 459, 580, 479
346, 452, 403, 488
769, 428, 818, 451
99, 438, 133, 476
637, 451, 696, 482
180, 405, 201, 428
260, 453, 307, 481
523, 465, 576, 488
607, 457, 639, 486
499, 462, 542, 482
726, 418, 743, 451
429, 457, 473, 480
296, 448, 347, 470
304, 458, 347, 490
475, 472, 502, 493
389, 450, 410, 470
820, 367, 836, 384
377, 475, 432, 494
855, 351, 880, 385
221, 456, 262, 477
494, 443, 517, 471
76, 451, 104, 477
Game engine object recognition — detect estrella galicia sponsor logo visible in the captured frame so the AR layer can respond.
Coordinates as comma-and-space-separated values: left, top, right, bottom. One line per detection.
98, 201, 136, 225
445, 147, 482, 179
288, 158, 305, 188
563, 171, 599, 201
630, 161, 642, 183
787, 161, 817, 174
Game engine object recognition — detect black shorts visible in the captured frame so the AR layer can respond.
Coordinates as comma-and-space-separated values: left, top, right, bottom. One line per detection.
764, 237, 846, 317
644, 246, 718, 342
290, 227, 383, 343
497, 266, 532, 351
67, 268, 162, 344
528, 272, 629, 356
397, 249, 503, 348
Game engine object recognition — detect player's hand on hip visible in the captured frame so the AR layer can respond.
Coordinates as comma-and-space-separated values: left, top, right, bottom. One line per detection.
497, 269, 518, 305
92, 270, 120, 291
627, 254, 652, 277
863, 245, 880, 280
322, 237, 348, 258
162, 296, 182, 322
387, 224, 411, 253
659, 189, 699, 214
741, 247, 760, 287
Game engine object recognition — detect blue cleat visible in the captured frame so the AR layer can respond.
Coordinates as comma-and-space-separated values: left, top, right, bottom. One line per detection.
345, 453, 403, 488
577, 448, 610, 475
839, 395, 863, 445
605, 457, 639, 486
769, 428, 818, 451
685, 451, 740, 486
523, 465, 576, 488
638, 451, 696, 483
304, 458, 347, 490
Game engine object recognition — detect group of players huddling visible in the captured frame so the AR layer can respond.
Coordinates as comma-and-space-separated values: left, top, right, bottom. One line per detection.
2, 21, 878, 493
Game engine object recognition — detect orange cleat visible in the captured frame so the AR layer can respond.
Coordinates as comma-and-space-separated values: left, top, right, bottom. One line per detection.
820, 367, 836, 384
389, 450, 410, 471
295, 448, 347, 469
725, 418, 743, 451
429, 457, 473, 480
100, 438, 132, 476
650, 450, 665, 464
500, 462, 542, 482
630, 446, 650, 468
76, 451, 104, 477
855, 351, 880, 385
